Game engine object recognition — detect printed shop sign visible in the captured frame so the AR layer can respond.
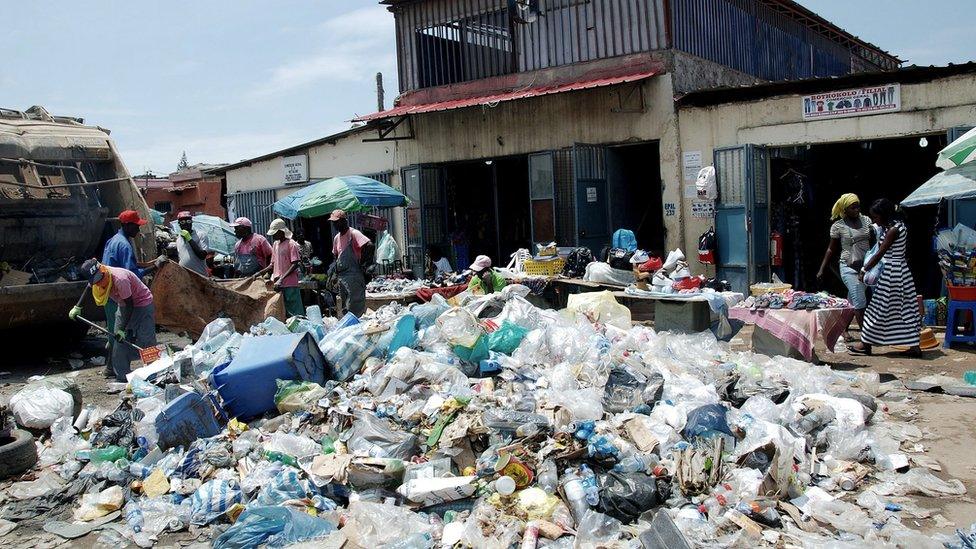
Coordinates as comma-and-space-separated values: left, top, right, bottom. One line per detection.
283, 154, 309, 184
802, 84, 900, 121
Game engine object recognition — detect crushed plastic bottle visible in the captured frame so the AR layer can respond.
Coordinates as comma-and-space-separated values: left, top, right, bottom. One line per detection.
613, 453, 660, 474
579, 464, 599, 506
536, 459, 558, 494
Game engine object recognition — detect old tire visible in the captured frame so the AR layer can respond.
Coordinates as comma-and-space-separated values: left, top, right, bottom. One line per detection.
0, 429, 39, 479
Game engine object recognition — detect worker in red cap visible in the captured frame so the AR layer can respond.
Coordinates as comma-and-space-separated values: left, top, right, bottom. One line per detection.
230, 216, 273, 277
328, 209, 373, 316
100, 209, 164, 377
175, 211, 209, 276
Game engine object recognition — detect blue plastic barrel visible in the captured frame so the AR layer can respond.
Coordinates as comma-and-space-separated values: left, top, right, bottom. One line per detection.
211, 333, 326, 420
155, 392, 222, 450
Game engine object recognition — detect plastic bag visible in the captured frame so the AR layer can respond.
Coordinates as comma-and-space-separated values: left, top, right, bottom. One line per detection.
412, 294, 450, 330
436, 307, 485, 348
375, 314, 418, 357
10, 385, 74, 429
189, 479, 242, 525
263, 432, 320, 458
74, 486, 124, 522
453, 334, 489, 365
197, 317, 235, 351
8, 470, 66, 500
487, 321, 529, 355
582, 262, 635, 287
565, 291, 632, 330
603, 367, 650, 413
375, 231, 400, 264
872, 468, 966, 497
683, 404, 734, 440
318, 323, 381, 382
345, 412, 419, 459
548, 388, 604, 421
213, 506, 336, 549
342, 501, 434, 548
273, 380, 327, 413
255, 469, 319, 506
597, 471, 663, 524
575, 509, 623, 547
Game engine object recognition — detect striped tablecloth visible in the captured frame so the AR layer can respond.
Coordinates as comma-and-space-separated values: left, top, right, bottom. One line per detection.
729, 306, 855, 361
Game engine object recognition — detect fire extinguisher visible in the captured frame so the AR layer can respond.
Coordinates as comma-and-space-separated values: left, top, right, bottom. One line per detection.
770, 231, 783, 267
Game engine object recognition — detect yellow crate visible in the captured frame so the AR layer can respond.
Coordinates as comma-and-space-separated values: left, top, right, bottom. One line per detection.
523, 258, 565, 276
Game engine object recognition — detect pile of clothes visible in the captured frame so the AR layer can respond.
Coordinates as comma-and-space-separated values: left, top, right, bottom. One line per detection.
740, 290, 851, 311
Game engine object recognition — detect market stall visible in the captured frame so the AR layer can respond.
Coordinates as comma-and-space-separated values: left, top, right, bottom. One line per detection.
729, 290, 855, 361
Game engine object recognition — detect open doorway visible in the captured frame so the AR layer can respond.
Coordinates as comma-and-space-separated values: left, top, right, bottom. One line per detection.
768, 134, 946, 298
607, 142, 664, 257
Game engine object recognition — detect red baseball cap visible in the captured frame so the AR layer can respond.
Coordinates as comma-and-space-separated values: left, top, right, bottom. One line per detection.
118, 210, 148, 226
177, 211, 193, 220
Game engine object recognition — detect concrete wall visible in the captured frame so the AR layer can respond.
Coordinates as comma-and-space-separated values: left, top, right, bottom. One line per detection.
392, 74, 687, 250
676, 72, 976, 273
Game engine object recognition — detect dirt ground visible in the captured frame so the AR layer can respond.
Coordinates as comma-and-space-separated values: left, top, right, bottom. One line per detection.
0, 324, 973, 546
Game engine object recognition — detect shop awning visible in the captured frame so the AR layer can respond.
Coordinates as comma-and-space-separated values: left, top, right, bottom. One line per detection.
902, 162, 976, 207
353, 68, 662, 122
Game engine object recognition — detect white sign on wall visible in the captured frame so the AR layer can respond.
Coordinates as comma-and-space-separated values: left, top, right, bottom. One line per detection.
585, 187, 597, 203
283, 154, 308, 184
682, 151, 702, 182
802, 84, 900, 121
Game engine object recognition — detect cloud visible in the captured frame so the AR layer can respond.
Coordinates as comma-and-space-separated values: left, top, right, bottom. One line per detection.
250, 6, 396, 98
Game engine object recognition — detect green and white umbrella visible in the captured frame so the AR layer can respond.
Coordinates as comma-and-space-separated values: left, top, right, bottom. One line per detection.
937, 127, 976, 169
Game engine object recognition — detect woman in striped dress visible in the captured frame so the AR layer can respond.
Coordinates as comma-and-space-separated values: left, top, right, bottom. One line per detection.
849, 199, 922, 356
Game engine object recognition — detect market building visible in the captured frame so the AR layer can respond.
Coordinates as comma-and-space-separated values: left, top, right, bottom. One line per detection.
676, 63, 976, 295
356, 0, 900, 275
207, 125, 401, 264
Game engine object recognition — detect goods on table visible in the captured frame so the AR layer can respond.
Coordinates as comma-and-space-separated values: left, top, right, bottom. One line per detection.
936, 224, 976, 288
0, 282, 966, 548
738, 290, 850, 310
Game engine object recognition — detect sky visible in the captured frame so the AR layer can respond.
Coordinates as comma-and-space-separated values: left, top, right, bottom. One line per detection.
2, 1, 974, 176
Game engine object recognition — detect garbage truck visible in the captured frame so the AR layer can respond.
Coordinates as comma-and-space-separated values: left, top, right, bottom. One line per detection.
0, 106, 155, 333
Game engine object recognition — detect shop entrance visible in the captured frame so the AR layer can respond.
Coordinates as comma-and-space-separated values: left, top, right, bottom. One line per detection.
606, 142, 664, 257
768, 134, 946, 298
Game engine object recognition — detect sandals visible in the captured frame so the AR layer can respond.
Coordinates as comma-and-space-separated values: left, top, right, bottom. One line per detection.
848, 344, 872, 356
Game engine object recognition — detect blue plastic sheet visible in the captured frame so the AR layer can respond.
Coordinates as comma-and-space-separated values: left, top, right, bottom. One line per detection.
212, 506, 336, 549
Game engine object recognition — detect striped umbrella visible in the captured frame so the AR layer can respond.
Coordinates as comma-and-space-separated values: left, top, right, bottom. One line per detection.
937, 127, 976, 169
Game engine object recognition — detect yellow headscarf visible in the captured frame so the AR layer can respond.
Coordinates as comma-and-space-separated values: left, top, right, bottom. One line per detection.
91, 266, 113, 306
830, 193, 860, 220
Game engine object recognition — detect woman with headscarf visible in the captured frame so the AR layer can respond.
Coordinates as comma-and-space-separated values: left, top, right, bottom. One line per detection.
849, 199, 922, 356
816, 193, 872, 332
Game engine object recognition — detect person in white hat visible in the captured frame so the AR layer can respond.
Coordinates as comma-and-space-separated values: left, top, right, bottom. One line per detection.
231, 217, 273, 277
328, 209, 373, 317
467, 254, 506, 295
256, 218, 304, 317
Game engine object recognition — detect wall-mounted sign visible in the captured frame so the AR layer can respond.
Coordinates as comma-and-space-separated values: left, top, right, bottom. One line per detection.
682, 150, 702, 182
802, 84, 900, 121
691, 201, 715, 218
586, 187, 597, 203
283, 154, 308, 184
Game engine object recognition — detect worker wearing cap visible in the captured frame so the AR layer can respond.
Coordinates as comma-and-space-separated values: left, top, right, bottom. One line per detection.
70, 259, 156, 382
255, 218, 305, 317
230, 217, 273, 277
329, 209, 373, 317
467, 255, 507, 295
101, 210, 163, 376
175, 211, 209, 276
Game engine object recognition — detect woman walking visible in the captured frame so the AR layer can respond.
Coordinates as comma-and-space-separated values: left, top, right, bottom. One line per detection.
816, 193, 872, 333
849, 199, 922, 356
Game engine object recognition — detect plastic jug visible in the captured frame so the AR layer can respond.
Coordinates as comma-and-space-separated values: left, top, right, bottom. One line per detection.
155, 392, 222, 450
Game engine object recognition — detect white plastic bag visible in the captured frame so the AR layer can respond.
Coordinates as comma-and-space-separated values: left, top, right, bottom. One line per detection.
10, 386, 74, 429
582, 262, 636, 286
375, 231, 400, 264
564, 291, 632, 331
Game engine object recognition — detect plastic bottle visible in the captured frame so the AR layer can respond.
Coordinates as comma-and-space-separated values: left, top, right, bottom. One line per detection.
90, 446, 127, 464
579, 464, 599, 506
613, 453, 660, 474
264, 450, 299, 468
125, 507, 144, 533
793, 406, 836, 434
537, 459, 558, 494
306, 305, 323, 324
385, 532, 434, 549
560, 468, 590, 521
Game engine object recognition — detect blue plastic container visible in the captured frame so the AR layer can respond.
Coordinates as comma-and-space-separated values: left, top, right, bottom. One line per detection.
155, 392, 222, 450
211, 333, 326, 420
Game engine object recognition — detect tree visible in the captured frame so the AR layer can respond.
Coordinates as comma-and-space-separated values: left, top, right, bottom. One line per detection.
177, 151, 189, 171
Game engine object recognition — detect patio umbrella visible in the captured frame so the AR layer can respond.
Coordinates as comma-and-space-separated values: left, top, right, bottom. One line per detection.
937, 127, 976, 169
170, 214, 237, 255
272, 175, 409, 220
901, 162, 976, 207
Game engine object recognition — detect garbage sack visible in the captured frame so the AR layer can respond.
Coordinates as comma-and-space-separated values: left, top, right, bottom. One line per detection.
376, 314, 417, 357
487, 321, 529, 355
565, 291, 632, 330
436, 307, 485, 348
74, 486, 124, 522
453, 334, 490, 366
10, 385, 74, 429
212, 506, 336, 549
273, 380, 327, 413
683, 404, 734, 440
189, 479, 242, 525
597, 471, 662, 524
412, 294, 450, 330
582, 262, 636, 287
345, 412, 420, 459
319, 323, 381, 382
255, 469, 319, 506
603, 367, 651, 413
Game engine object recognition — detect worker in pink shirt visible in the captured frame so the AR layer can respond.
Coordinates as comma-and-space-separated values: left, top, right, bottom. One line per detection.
254, 218, 304, 317
70, 259, 156, 381
328, 209, 374, 316
230, 216, 273, 277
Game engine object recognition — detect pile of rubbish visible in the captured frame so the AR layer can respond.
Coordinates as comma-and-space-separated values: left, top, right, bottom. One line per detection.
1, 285, 970, 548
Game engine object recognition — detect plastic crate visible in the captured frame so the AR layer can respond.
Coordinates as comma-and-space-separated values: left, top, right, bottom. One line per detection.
523, 258, 565, 276
948, 284, 976, 301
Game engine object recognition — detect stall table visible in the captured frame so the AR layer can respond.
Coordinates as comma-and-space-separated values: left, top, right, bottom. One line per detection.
729, 306, 854, 362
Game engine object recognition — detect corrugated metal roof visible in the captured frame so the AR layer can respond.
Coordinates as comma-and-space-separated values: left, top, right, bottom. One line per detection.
353, 68, 662, 122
